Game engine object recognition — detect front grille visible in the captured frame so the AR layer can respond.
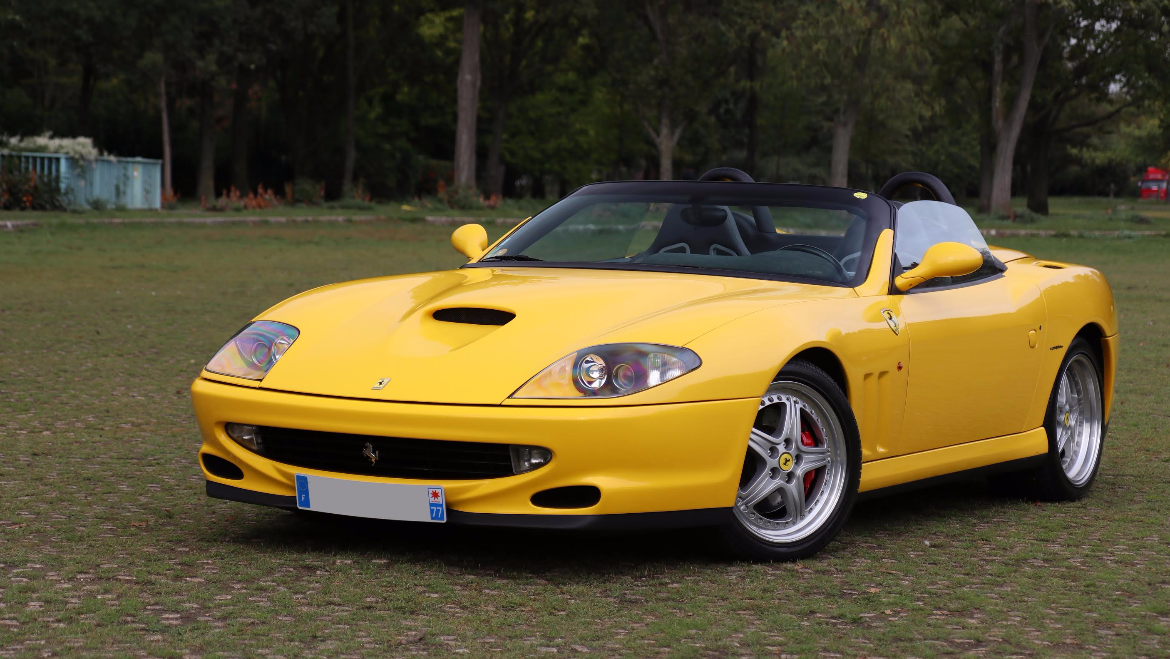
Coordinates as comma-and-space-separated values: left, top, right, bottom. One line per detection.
256, 426, 515, 480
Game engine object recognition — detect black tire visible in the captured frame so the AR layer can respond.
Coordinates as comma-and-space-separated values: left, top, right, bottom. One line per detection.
719, 359, 862, 561
1024, 337, 1106, 501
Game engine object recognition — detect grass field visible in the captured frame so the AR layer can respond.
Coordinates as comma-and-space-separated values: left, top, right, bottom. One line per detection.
4, 195, 1170, 234
1, 219, 1168, 657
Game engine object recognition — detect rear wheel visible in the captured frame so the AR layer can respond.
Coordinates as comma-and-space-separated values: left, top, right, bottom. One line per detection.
721, 359, 861, 560
1025, 338, 1105, 500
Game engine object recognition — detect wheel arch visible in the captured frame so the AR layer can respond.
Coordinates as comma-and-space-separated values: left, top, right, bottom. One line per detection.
785, 346, 849, 400
1074, 322, 1117, 423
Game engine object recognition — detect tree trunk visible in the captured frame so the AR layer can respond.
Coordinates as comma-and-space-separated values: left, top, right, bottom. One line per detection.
453, 0, 482, 189
642, 109, 684, 181
988, 0, 1051, 214
1026, 116, 1051, 215
485, 94, 508, 196
159, 74, 172, 197
196, 83, 217, 203
341, 0, 356, 194
745, 34, 759, 178
230, 64, 253, 193
978, 126, 994, 213
77, 54, 95, 136
657, 136, 674, 181
829, 94, 861, 188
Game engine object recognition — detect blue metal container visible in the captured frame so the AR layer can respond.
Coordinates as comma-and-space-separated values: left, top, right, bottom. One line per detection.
1, 151, 162, 209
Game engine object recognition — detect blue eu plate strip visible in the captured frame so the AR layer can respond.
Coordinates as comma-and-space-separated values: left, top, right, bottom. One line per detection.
295, 474, 311, 509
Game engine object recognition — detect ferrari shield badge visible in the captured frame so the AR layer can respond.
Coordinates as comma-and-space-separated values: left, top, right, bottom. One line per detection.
371, 378, 391, 390
778, 453, 794, 471
362, 442, 380, 466
881, 309, 900, 335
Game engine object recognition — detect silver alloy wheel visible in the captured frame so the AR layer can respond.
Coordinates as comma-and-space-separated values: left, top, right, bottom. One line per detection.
1054, 353, 1103, 486
734, 381, 848, 544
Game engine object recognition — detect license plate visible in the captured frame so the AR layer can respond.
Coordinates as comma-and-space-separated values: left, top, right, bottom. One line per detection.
294, 474, 446, 523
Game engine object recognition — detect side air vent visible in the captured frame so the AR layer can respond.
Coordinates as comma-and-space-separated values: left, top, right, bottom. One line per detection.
1034, 261, 1065, 270
433, 307, 515, 326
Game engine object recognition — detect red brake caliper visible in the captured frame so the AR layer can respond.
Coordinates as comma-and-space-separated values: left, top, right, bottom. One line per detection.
800, 424, 817, 495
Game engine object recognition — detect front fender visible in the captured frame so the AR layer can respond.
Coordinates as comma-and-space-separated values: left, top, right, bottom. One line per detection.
683, 297, 910, 462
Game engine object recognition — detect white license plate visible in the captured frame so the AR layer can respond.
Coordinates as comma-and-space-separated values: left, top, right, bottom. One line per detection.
294, 474, 446, 523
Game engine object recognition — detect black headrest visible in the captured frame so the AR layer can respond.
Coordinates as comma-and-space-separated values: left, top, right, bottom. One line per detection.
695, 167, 776, 233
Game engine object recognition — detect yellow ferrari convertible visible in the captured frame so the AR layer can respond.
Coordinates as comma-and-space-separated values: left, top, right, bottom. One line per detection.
191, 169, 1117, 559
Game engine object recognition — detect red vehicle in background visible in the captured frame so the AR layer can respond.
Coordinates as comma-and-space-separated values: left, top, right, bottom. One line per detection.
1141, 167, 1168, 201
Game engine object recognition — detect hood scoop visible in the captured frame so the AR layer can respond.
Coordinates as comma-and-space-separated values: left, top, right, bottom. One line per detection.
433, 307, 515, 326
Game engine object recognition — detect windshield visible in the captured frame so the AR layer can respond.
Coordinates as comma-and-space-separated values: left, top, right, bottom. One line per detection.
469, 182, 891, 286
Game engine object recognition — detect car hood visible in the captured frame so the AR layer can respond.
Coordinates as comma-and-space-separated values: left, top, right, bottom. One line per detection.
253, 267, 855, 404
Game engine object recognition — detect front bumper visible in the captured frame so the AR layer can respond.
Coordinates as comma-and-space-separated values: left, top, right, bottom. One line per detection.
191, 378, 758, 521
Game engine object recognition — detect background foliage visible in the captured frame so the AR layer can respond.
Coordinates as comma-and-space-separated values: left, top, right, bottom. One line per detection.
1, 0, 1168, 207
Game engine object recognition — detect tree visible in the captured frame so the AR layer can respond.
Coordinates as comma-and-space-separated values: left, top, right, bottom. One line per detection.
1023, 0, 1169, 213
787, 0, 931, 188
593, 0, 733, 180
985, 0, 1058, 213
481, 0, 576, 196
453, 0, 482, 188
341, 0, 357, 194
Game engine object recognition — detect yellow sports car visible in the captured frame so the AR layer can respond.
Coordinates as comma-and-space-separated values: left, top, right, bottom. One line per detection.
191, 169, 1117, 559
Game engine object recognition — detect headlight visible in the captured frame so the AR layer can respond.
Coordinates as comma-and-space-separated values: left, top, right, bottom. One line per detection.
511, 343, 700, 399
205, 321, 300, 381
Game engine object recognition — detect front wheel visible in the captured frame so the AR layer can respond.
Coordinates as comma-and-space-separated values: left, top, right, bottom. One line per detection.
720, 359, 861, 560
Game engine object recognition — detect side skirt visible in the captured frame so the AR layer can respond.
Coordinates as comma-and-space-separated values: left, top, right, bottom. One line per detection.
857, 455, 1045, 501
859, 427, 1048, 493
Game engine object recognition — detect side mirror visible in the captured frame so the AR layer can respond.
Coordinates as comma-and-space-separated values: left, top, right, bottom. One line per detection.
451, 223, 488, 261
894, 242, 983, 292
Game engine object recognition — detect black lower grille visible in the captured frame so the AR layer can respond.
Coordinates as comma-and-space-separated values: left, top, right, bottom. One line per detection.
256, 426, 515, 479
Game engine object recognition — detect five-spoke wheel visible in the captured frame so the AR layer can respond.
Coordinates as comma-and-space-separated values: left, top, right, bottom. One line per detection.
722, 359, 860, 560
1025, 337, 1105, 500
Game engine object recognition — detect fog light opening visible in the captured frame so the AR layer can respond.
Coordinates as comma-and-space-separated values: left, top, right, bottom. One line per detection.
201, 453, 244, 480
530, 486, 601, 509
225, 423, 263, 453
510, 445, 552, 474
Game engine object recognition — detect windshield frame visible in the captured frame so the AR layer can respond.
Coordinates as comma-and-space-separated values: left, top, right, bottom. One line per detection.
463, 180, 894, 288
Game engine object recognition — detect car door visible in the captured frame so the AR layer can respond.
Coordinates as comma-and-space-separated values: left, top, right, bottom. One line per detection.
891, 201, 1046, 456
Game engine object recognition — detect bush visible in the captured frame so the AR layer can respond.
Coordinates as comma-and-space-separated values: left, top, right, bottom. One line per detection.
161, 190, 180, 210
974, 209, 1041, 225
289, 178, 324, 205
442, 184, 484, 210
203, 185, 282, 212
0, 160, 65, 210
1, 132, 105, 161
1110, 211, 1152, 225
1011, 208, 1042, 224
324, 198, 376, 211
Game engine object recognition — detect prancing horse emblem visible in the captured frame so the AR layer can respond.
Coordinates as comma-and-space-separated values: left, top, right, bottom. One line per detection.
371, 378, 391, 390
362, 442, 380, 466
880, 308, 900, 335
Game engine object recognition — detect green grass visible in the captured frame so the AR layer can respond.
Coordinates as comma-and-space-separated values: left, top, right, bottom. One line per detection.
4, 195, 1169, 233
962, 196, 1170, 232
1, 221, 1168, 657
0, 197, 550, 225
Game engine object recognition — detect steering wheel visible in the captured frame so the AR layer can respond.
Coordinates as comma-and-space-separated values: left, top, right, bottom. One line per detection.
877, 172, 957, 205
777, 244, 850, 281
